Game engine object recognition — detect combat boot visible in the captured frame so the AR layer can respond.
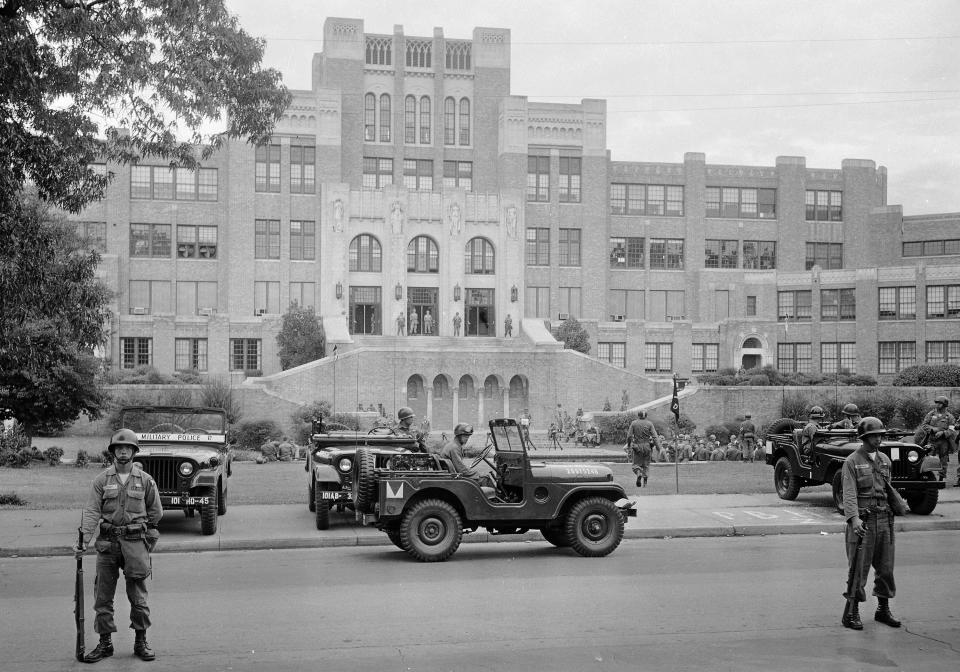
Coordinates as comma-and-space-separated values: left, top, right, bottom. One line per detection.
134, 630, 156, 661
643, 477, 648, 487
635, 475, 642, 487
83, 634, 113, 663
875, 598, 901, 628
841, 602, 863, 630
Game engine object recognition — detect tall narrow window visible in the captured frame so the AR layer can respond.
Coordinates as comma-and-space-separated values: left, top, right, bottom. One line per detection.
459, 98, 470, 145
444, 97, 456, 145
526, 156, 549, 202
525, 228, 549, 266
255, 142, 280, 192
254, 220, 280, 259
290, 141, 315, 194
559, 157, 581, 203
559, 228, 581, 266
364, 93, 376, 142
404, 96, 416, 144
289, 221, 316, 261
419, 95, 431, 144
379, 94, 391, 142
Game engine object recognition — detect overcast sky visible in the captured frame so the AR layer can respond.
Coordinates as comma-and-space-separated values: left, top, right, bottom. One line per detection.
225, 0, 959, 215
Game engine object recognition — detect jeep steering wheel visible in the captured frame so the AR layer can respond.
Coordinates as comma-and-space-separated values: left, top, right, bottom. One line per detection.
469, 441, 496, 470
367, 427, 397, 436
148, 423, 185, 433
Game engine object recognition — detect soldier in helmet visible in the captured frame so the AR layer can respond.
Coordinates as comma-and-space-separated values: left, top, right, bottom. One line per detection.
830, 403, 862, 430
626, 409, 661, 488
439, 423, 495, 487
801, 406, 826, 459
396, 406, 428, 452
918, 395, 957, 483
738, 413, 757, 462
840, 417, 901, 631
72, 429, 163, 662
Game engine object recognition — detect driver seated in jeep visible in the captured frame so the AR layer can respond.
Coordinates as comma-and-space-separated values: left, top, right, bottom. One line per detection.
438, 423, 498, 496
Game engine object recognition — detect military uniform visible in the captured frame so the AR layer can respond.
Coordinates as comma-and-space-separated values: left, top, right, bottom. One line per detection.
439, 439, 484, 480
921, 407, 957, 481
627, 417, 660, 486
80, 465, 162, 643
738, 419, 757, 462
830, 417, 859, 430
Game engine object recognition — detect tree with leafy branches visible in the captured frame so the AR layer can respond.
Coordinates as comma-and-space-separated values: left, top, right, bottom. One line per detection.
277, 304, 325, 370
556, 316, 591, 354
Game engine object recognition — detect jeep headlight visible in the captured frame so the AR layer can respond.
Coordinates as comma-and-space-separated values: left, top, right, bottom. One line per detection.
179, 462, 194, 477
208, 456, 220, 468
906, 449, 920, 463
338, 457, 352, 472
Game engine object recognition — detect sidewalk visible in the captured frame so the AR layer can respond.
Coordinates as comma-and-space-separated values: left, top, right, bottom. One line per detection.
4, 489, 959, 558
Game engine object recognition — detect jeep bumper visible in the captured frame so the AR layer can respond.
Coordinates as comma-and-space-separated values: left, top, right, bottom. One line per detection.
616, 498, 637, 517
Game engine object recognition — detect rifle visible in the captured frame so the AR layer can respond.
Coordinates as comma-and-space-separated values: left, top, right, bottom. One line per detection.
74, 527, 86, 662
842, 512, 868, 625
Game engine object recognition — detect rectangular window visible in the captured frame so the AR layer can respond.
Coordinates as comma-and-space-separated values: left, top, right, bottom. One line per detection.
290, 282, 316, 310
692, 343, 719, 373
778, 290, 812, 321
153, 167, 173, 200
403, 159, 433, 191
926, 285, 960, 319
525, 227, 550, 266
362, 157, 394, 189
76, 221, 107, 253
129, 223, 171, 258
707, 186, 776, 219
559, 287, 581, 318
777, 343, 812, 373
609, 183, 683, 216
559, 157, 581, 203
746, 295, 757, 316
649, 238, 684, 270
129, 280, 171, 314
131, 166, 152, 199
821, 342, 857, 374
644, 343, 673, 373
290, 142, 316, 194
527, 155, 549, 202
255, 142, 281, 193
805, 242, 843, 270
647, 290, 685, 321
524, 286, 550, 319
926, 341, 960, 365
254, 219, 280, 259
176, 281, 217, 315
878, 286, 916, 320
559, 228, 581, 266
742, 240, 776, 269
175, 338, 208, 372
230, 339, 261, 371
120, 337, 152, 369
608, 289, 644, 320
806, 190, 843, 221
597, 342, 626, 368
289, 221, 316, 261
198, 168, 218, 201
442, 161, 473, 191
609, 237, 644, 269
820, 288, 856, 320
254, 281, 281, 315
904, 239, 960, 257
176, 225, 217, 259
704, 239, 738, 269
175, 168, 197, 200
879, 341, 916, 374
419, 97, 431, 144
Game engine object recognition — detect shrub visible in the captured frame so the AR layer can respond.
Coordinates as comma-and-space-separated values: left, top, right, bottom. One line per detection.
842, 373, 877, 386
229, 449, 260, 462
594, 413, 633, 445
43, 446, 64, 466
0, 492, 26, 506
199, 377, 242, 424
75, 449, 90, 468
172, 370, 203, 384
160, 386, 194, 407
748, 374, 770, 386
895, 394, 929, 429
703, 423, 736, 445
892, 364, 960, 387
234, 419, 283, 452
780, 392, 810, 419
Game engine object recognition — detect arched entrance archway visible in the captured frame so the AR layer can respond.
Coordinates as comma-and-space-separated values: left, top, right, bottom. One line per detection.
483, 375, 504, 422
406, 375, 426, 421
508, 374, 529, 418
458, 375, 478, 429
740, 337, 763, 371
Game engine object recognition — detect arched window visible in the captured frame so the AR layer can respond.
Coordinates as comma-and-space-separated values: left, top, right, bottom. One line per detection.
459, 98, 471, 145
433, 376, 449, 400
419, 95, 431, 144
364, 93, 376, 142
444, 97, 456, 145
743, 337, 762, 348
404, 95, 416, 144
509, 375, 527, 399
379, 94, 391, 142
407, 375, 424, 400
407, 235, 439, 273
465, 237, 495, 275
349, 234, 382, 272
484, 375, 499, 399
458, 376, 475, 399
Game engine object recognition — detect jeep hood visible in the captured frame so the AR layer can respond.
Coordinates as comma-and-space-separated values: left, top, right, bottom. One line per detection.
528, 461, 615, 483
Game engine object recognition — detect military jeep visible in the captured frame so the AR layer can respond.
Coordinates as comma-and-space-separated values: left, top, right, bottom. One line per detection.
352, 418, 637, 562
764, 418, 944, 514
120, 406, 232, 535
306, 422, 418, 529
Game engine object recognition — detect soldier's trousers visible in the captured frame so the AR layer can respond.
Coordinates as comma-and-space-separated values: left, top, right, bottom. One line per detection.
844, 511, 896, 603
741, 438, 756, 461
93, 538, 152, 633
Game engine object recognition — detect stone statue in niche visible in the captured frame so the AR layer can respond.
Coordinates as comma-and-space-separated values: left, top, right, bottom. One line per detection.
390, 200, 404, 235
505, 205, 518, 239
332, 199, 344, 232
448, 202, 462, 236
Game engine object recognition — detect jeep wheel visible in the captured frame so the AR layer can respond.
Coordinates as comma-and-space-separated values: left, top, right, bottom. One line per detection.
315, 487, 331, 530
774, 456, 801, 500
352, 447, 377, 513
385, 526, 407, 550
906, 488, 938, 515
400, 499, 463, 562
308, 480, 316, 512
540, 524, 570, 548
217, 481, 228, 515
831, 470, 844, 513
565, 497, 624, 558
199, 486, 218, 535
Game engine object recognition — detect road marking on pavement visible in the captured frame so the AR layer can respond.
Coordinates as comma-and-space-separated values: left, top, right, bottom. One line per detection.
711, 509, 835, 524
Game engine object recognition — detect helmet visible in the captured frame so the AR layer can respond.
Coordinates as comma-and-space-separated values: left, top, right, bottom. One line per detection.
842, 403, 860, 416
934, 395, 949, 406
637, 409, 647, 419
856, 416, 886, 439
108, 428, 140, 454
397, 407, 415, 422
809, 406, 825, 419
454, 423, 474, 438
744, 413, 752, 419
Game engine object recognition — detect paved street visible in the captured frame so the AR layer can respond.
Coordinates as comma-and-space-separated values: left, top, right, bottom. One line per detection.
2, 533, 958, 671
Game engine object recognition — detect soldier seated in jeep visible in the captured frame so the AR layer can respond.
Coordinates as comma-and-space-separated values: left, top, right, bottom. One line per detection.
437, 423, 496, 491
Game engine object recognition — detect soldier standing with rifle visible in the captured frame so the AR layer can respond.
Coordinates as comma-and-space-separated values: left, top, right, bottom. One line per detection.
72, 429, 162, 662
919, 395, 957, 483
840, 417, 901, 631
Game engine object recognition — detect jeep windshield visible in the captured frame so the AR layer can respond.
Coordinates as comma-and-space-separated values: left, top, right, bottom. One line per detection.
489, 421, 525, 453
119, 407, 227, 434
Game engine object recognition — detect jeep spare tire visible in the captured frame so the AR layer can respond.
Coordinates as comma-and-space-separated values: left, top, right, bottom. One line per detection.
767, 418, 803, 435
565, 496, 624, 557
351, 447, 377, 514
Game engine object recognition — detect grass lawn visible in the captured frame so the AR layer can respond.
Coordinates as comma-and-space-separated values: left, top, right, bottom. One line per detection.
1, 438, 822, 510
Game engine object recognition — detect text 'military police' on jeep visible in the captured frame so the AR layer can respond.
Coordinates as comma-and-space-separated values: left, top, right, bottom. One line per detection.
119, 406, 232, 535
764, 417, 944, 514
351, 418, 636, 562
